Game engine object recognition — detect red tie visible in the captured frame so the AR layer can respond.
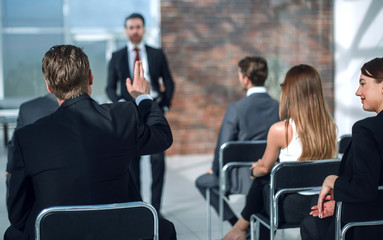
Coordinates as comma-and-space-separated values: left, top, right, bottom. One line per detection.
134, 47, 140, 62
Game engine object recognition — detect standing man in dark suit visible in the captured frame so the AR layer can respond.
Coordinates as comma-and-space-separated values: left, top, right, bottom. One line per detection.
5, 45, 176, 240
106, 13, 175, 215
195, 56, 280, 226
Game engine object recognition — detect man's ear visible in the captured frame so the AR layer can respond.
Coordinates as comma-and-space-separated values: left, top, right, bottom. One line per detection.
45, 79, 53, 93
89, 69, 94, 85
244, 75, 251, 86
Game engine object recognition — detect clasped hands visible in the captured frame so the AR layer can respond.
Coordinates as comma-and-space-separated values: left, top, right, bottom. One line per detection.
310, 175, 338, 219
126, 61, 150, 99
310, 195, 335, 219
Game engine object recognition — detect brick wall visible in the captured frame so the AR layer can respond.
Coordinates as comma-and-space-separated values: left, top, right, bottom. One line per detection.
161, 0, 334, 155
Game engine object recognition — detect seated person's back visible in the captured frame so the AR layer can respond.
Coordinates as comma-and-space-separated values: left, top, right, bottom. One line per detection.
5, 45, 176, 240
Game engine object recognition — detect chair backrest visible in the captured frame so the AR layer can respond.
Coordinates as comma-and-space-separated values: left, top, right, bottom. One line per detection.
337, 134, 352, 157
269, 159, 341, 228
219, 140, 267, 194
35, 201, 158, 240
271, 158, 341, 191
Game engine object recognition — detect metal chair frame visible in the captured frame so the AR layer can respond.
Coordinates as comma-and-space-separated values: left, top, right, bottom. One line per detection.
335, 186, 383, 240
250, 159, 341, 240
35, 201, 159, 240
205, 140, 267, 240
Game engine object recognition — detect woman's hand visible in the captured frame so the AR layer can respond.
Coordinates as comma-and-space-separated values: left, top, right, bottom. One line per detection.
317, 175, 338, 218
310, 195, 335, 218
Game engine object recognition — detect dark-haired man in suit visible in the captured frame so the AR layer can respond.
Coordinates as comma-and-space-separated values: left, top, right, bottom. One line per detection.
195, 56, 280, 226
5, 45, 176, 240
106, 13, 175, 215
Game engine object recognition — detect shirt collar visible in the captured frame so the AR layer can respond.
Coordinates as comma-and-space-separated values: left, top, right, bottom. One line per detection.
246, 86, 267, 96
127, 41, 145, 52
59, 94, 92, 109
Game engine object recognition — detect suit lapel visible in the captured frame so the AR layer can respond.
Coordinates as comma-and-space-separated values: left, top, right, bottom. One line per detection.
120, 47, 131, 79
145, 45, 153, 78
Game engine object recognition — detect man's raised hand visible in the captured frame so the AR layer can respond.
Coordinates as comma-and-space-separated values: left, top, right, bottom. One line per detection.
126, 60, 150, 99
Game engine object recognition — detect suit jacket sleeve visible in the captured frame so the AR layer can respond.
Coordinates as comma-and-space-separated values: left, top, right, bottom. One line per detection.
212, 104, 239, 175
334, 120, 381, 202
6, 132, 34, 232
158, 50, 175, 108
6, 103, 28, 172
134, 99, 173, 155
106, 54, 120, 102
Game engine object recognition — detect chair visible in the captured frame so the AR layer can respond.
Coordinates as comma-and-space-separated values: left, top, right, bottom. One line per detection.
205, 140, 267, 240
335, 186, 383, 240
35, 201, 159, 240
337, 134, 352, 158
250, 158, 341, 240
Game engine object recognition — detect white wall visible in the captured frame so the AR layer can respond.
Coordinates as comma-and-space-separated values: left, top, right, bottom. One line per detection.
335, 0, 383, 136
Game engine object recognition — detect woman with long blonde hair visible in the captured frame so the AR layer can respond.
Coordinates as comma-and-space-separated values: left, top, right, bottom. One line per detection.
223, 64, 337, 240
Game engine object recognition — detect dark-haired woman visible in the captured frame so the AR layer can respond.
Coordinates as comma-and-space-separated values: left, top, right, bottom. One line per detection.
301, 57, 383, 240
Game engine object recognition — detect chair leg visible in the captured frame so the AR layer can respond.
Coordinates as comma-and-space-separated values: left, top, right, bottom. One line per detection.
255, 221, 260, 240
255, 219, 260, 240
219, 188, 223, 239
206, 188, 211, 240
218, 189, 236, 238
250, 217, 258, 240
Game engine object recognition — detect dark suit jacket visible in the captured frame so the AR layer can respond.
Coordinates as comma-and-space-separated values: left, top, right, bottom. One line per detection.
7, 94, 58, 172
5, 94, 173, 240
106, 45, 175, 109
15, 93, 58, 131
333, 111, 383, 238
211, 92, 280, 175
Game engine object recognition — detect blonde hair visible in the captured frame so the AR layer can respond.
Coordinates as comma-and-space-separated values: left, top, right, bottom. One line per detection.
279, 64, 337, 161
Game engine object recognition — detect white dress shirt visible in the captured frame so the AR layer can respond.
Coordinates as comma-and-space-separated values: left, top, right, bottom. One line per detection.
127, 41, 158, 98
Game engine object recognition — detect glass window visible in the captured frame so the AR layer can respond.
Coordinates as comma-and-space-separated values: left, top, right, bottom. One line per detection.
1, 0, 160, 99
74, 41, 108, 102
3, 34, 64, 97
68, 0, 154, 29
2, 0, 63, 27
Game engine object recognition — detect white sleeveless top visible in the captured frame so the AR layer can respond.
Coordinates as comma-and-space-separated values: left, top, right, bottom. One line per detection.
278, 119, 318, 195
279, 119, 302, 162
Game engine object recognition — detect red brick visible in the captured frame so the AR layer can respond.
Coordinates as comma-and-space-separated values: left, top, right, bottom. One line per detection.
162, 0, 334, 155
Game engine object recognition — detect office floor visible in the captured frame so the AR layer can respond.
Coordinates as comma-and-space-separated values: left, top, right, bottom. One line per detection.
0, 126, 300, 240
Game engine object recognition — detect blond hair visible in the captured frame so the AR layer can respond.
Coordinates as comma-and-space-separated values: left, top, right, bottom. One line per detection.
279, 64, 337, 161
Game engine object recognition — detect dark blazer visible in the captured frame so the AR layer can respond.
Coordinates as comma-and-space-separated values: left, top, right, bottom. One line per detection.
300, 112, 383, 240
106, 45, 175, 109
211, 92, 279, 175
5, 94, 173, 240
328, 111, 383, 239
335, 111, 383, 220
16, 93, 58, 131
6, 94, 58, 172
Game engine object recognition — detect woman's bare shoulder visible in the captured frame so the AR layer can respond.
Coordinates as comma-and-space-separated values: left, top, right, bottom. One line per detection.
268, 120, 292, 148
270, 120, 288, 133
